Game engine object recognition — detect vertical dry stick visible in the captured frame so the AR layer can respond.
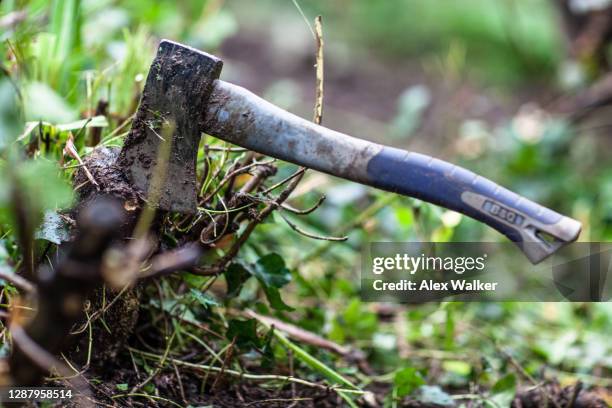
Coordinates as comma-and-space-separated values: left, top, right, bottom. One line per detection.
313, 16, 324, 126
206, 15, 325, 272
288, 14, 323, 191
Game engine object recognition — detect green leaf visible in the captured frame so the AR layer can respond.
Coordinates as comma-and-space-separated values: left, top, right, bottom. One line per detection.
190, 289, 219, 308
393, 367, 425, 397
338, 299, 378, 340
0, 159, 74, 230
244, 254, 294, 311
19, 116, 109, 142
394, 206, 414, 228
491, 373, 517, 407
143, 382, 155, 394
442, 360, 471, 377
50, 0, 81, 61
0, 80, 23, 150
253, 253, 291, 288
492, 373, 516, 393
225, 256, 294, 311
17, 159, 74, 214
23, 82, 76, 123
182, 272, 209, 289
225, 262, 252, 297
227, 319, 262, 350
262, 285, 294, 312
56, 115, 108, 132
115, 383, 128, 391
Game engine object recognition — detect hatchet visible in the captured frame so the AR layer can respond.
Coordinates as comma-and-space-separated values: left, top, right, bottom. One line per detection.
118, 40, 581, 264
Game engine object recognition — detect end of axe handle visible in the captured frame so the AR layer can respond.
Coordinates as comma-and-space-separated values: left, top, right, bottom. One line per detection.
366, 147, 582, 264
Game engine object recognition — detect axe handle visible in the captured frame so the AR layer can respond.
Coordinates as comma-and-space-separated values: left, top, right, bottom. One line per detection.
204, 80, 581, 263
365, 148, 581, 263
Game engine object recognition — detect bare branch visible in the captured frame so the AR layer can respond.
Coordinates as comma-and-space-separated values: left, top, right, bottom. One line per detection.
280, 195, 326, 215
278, 211, 347, 241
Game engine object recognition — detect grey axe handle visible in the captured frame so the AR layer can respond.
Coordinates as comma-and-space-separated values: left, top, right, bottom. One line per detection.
203, 80, 581, 264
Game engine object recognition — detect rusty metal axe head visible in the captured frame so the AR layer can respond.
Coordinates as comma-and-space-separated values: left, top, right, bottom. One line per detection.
118, 40, 223, 214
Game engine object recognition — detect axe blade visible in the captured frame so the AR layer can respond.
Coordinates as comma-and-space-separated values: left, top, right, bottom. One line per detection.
118, 39, 223, 214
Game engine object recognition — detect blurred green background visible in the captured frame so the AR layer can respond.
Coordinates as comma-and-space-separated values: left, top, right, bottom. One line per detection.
0, 0, 611, 405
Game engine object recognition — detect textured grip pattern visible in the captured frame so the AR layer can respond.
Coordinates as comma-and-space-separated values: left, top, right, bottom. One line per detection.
366, 147, 563, 243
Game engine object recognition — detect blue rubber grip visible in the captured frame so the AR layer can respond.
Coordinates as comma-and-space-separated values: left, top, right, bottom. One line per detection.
366, 147, 565, 244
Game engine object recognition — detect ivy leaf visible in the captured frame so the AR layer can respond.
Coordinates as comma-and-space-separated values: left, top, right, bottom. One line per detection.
225, 262, 252, 298
253, 253, 291, 288
262, 285, 294, 312
251, 254, 293, 311
394, 366, 425, 397
227, 319, 262, 350
225, 255, 293, 311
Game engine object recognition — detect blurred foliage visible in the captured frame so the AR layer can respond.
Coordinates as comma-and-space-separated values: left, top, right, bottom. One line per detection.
313, 0, 563, 86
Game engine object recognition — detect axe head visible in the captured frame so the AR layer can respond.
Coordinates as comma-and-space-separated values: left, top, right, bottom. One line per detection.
118, 40, 223, 213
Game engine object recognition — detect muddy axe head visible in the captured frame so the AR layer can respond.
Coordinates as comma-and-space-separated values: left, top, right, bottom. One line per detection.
118, 40, 223, 214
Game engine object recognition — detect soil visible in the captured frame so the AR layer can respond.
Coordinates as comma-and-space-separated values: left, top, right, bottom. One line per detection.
56, 366, 610, 408
512, 382, 609, 408
73, 146, 140, 223
69, 285, 142, 366
61, 147, 145, 369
